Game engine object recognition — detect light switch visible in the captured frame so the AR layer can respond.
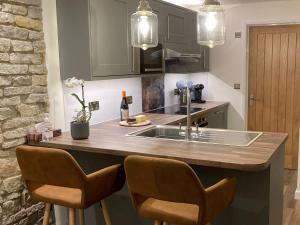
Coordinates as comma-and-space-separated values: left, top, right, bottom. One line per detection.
235, 32, 242, 38
234, 83, 240, 89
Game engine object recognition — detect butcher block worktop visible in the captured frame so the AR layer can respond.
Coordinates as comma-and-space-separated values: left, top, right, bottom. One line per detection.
29, 101, 288, 172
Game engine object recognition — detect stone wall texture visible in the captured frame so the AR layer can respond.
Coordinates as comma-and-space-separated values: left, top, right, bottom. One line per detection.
0, 0, 52, 224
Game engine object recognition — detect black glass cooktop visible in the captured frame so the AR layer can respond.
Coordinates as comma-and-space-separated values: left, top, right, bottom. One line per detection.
147, 105, 203, 115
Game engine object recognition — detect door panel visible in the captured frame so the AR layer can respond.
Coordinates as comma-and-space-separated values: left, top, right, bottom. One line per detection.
90, 0, 137, 77
270, 34, 280, 132
278, 34, 288, 133
248, 25, 300, 169
150, 0, 166, 44
255, 34, 265, 131
164, 5, 189, 52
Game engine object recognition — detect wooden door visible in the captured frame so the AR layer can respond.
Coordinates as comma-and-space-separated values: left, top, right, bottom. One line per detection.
248, 25, 300, 169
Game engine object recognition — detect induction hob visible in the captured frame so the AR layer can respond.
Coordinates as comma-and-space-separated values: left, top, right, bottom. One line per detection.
147, 105, 203, 115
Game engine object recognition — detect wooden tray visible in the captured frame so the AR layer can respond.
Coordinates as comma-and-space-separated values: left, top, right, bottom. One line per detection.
119, 120, 151, 127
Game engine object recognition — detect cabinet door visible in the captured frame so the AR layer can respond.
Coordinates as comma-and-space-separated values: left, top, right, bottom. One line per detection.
207, 108, 227, 129
149, 0, 166, 44
56, 0, 92, 80
186, 11, 199, 54
89, 0, 139, 78
164, 5, 190, 52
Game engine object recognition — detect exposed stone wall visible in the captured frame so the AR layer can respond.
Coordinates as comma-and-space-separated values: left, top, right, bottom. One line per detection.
0, 0, 51, 224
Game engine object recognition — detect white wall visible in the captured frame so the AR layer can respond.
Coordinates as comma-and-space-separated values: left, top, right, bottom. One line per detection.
42, 0, 66, 130
206, 0, 300, 130
63, 78, 142, 128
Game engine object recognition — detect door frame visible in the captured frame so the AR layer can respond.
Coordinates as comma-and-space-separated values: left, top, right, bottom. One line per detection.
244, 20, 300, 130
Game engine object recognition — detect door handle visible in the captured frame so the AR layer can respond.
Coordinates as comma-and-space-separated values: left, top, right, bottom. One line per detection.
249, 94, 256, 106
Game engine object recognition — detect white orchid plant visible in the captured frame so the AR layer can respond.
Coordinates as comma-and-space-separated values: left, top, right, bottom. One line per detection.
64, 77, 91, 123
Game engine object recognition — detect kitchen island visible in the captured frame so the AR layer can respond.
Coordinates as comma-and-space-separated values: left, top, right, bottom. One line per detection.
29, 101, 287, 225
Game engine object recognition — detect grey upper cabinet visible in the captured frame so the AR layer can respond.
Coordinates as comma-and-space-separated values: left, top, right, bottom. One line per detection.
57, 0, 139, 81
149, 0, 166, 44
89, 0, 140, 79
57, 0, 92, 81
56, 0, 209, 80
164, 5, 190, 53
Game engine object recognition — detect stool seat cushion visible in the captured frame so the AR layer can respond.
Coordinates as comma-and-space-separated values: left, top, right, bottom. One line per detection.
30, 183, 83, 208
138, 198, 200, 225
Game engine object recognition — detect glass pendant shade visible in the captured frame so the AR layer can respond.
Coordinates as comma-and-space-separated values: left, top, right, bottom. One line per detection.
197, 0, 225, 48
131, 0, 158, 50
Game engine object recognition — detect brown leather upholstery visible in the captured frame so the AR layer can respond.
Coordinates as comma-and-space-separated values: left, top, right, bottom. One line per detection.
125, 155, 237, 225
16, 145, 125, 209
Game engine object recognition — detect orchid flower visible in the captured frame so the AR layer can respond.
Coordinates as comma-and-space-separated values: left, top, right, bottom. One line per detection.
64, 77, 91, 123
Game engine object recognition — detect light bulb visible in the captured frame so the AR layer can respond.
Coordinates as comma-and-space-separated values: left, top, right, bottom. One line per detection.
205, 12, 217, 31
139, 16, 150, 37
197, 2, 225, 48
131, 0, 158, 50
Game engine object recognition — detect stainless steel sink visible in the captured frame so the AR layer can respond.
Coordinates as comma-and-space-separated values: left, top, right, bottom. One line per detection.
127, 125, 263, 147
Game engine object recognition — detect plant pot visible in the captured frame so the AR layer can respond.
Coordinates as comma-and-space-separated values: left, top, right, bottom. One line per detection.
70, 121, 89, 140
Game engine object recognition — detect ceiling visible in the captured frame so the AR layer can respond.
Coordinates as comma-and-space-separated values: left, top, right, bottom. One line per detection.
163, 0, 291, 8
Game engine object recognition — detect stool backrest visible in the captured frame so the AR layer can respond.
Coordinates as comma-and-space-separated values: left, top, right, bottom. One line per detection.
16, 145, 86, 189
125, 155, 205, 205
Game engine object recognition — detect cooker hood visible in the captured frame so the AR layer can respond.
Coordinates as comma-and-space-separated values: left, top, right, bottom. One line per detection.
164, 48, 206, 73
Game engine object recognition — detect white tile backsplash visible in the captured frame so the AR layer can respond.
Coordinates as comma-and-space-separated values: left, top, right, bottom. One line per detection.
62, 73, 209, 130
63, 77, 142, 130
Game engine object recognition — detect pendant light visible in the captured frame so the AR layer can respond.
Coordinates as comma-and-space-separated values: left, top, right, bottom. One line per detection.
197, 0, 225, 48
131, 0, 158, 50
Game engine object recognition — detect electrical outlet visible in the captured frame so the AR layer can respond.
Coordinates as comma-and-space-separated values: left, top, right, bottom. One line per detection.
126, 96, 133, 104
89, 101, 99, 111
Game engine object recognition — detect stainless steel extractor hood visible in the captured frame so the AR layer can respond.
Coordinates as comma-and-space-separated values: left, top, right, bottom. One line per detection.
164, 48, 207, 73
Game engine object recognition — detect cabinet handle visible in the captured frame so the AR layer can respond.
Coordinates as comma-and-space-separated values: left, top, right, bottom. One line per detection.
144, 68, 163, 72
215, 110, 224, 115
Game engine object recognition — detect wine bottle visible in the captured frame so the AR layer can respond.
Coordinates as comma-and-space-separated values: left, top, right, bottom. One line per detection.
120, 90, 129, 121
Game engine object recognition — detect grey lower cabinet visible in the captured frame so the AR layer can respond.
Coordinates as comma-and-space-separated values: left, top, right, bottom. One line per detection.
207, 107, 228, 129
168, 105, 227, 129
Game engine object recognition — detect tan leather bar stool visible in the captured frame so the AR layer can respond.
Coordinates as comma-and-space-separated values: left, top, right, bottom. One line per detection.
124, 155, 237, 225
16, 145, 125, 225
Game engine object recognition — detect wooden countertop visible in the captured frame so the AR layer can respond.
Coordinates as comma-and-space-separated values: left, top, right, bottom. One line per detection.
29, 101, 288, 172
